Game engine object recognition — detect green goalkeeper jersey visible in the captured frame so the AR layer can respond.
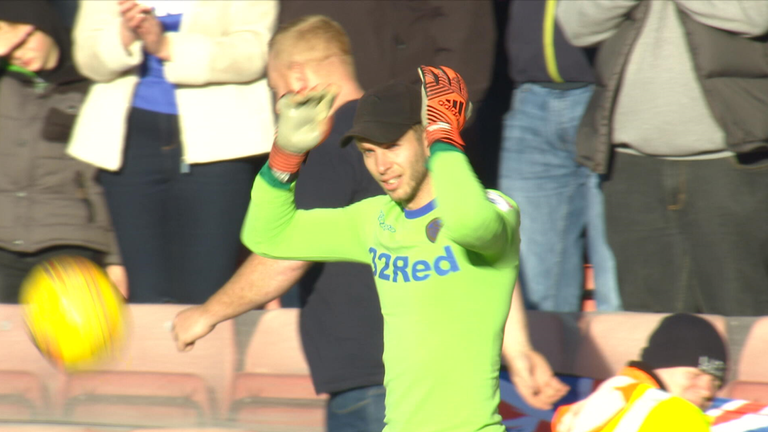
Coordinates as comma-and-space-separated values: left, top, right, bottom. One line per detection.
242, 143, 520, 432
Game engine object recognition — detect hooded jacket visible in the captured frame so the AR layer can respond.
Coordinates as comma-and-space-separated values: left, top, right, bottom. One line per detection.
0, 1, 118, 262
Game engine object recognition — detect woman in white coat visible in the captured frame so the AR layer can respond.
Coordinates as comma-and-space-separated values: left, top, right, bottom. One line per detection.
68, 0, 278, 303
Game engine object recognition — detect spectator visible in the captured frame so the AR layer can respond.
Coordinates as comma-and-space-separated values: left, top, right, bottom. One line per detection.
278, 1, 495, 104
552, 313, 727, 432
499, 0, 621, 312
67, 0, 278, 304
173, 16, 567, 432
559, 0, 768, 315
0, 0, 124, 303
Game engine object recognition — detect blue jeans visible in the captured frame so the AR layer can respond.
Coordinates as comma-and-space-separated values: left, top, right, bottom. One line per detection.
327, 385, 386, 432
498, 83, 622, 312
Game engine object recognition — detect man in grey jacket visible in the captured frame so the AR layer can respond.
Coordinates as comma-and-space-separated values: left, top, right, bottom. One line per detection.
558, 0, 768, 316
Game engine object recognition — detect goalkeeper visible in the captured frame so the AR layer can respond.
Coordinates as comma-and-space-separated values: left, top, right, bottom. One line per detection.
243, 66, 520, 432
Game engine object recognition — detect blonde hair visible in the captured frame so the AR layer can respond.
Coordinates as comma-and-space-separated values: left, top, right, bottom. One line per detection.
269, 15, 354, 72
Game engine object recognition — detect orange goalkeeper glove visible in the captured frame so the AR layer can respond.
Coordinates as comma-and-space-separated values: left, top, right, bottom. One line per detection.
268, 86, 337, 181
418, 65, 472, 150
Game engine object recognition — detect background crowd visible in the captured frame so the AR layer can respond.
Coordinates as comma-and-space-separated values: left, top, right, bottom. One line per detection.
3, 0, 764, 316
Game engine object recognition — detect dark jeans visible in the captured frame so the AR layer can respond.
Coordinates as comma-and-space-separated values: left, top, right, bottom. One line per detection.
99, 107, 262, 304
0, 246, 102, 303
603, 151, 768, 316
327, 385, 386, 432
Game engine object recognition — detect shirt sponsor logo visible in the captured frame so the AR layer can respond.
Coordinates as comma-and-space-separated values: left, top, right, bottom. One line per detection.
368, 245, 460, 282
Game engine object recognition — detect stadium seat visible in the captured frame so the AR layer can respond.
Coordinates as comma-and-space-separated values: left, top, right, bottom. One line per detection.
723, 317, 768, 402
0, 304, 61, 421
129, 429, 254, 432
229, 308, 326, 431
524, 310, 567, 374
59, 304, 236, 428
571, 312, 727, 380
0, 426, 97, 432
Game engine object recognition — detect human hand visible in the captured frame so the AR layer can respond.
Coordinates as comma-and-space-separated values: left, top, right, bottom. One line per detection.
117, 0, 146, 49
269, 85, 338, 177
172, 305, 217, 352
133, 10, 169, 60
0, 23, 34, 57
417, 65, 472, 150
506, 349, 570, 410
105, 264, 129, 299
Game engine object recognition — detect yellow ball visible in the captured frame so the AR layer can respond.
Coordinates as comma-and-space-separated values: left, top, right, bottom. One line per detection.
19, 256, 127, 371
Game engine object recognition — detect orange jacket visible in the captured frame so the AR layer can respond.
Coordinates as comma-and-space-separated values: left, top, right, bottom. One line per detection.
551, 365, 710, 432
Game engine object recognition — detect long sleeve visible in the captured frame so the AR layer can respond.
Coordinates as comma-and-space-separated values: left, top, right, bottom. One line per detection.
163, 1, 277, 86
72, 0, 144, 82
428, 144, 519, 259
557, 0, 641, 47
241, 166, 377, 265
674, 0, 768, 37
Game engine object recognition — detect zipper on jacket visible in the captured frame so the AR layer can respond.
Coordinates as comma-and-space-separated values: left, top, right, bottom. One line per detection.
5, 64, 49, 94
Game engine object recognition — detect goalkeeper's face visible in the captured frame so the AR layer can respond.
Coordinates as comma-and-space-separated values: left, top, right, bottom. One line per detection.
358, 127, 431, 209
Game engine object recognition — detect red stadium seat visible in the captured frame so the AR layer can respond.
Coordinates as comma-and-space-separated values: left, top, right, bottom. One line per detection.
722, 317, 768, 402
58, 304, 236, 428
524, 310, 567, 374
229, 308, 326, 431
0, 426, 97, 432
0, 304, 61, 421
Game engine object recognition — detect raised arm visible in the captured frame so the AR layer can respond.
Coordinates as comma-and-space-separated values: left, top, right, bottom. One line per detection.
557, 0, 641, 47
420, 65, 519, 259
241, 88, 372, 264
429, 146, 517, 258
73, 0, 144, 82
163, 1, 278, 85
674, 0, 768, 37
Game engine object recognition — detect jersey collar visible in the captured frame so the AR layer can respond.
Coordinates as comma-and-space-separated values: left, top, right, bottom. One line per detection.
404, 199, 436, 220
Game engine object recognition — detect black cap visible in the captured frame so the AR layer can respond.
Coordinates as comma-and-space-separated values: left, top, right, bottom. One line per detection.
340, 81, 422, 147
641, 313, 728, 380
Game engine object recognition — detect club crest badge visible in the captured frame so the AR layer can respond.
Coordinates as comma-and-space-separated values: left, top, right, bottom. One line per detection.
426, 218, 443, 243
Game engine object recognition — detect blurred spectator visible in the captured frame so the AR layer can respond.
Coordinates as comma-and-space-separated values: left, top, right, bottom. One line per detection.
48, 0, 78, 28
278, 1, 495, 104
67, 0, 278, 304
559, 0, 768, 316
0, 0, 123, 302
499, 0, 621, 312
553, 314, 727, 431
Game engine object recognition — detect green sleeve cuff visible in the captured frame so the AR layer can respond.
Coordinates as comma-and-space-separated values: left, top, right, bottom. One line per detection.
259, 163, 294, 190
429, 142, 463, 157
